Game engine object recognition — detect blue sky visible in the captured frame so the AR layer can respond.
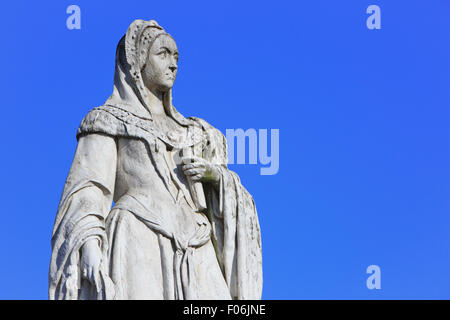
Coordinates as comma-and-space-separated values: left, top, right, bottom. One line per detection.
1, 1, 450, 299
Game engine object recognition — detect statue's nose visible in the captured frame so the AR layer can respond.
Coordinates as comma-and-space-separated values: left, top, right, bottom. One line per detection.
169, 65, 177, 73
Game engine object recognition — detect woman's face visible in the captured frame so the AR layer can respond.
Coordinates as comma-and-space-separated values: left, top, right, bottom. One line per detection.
142, 34, 179, 93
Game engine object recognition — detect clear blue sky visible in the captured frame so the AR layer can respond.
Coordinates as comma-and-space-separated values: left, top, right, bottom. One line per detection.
1, 1, 450, 299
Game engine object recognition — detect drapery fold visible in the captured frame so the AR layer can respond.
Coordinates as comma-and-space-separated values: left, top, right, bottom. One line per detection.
49, 134, 117, 300
195, 118, 263, 299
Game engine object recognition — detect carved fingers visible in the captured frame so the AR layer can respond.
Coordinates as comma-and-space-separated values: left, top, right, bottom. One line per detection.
181, 156, 220, 184
81, 238, 102, 292
183, 163, 206, 182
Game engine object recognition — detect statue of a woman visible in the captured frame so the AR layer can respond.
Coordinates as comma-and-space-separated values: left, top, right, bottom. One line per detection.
49, 19, 262, 300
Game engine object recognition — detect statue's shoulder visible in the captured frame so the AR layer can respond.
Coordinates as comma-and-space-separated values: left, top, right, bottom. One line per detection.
76, 105, 128, 140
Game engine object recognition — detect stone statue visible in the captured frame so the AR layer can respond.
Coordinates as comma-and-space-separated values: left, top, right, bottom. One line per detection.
49, 19, 262, 300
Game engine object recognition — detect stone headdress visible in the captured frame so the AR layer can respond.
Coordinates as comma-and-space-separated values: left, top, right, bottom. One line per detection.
105, 19, 189, 125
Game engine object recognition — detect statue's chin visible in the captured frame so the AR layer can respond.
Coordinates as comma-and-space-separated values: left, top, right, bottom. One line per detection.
165, 79, 175, 89
157, 78, 175, 91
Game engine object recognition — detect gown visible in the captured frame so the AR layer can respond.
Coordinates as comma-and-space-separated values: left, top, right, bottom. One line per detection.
48, 104, 263, 300
103, 124, 232, 299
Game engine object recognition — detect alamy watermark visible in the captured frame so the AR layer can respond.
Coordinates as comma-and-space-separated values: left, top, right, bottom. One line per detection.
366, 5, 381, 30
66, 5, 81, 30
366, 265, 381, 290
226, 129, 279, 176
67, 5, 381, 31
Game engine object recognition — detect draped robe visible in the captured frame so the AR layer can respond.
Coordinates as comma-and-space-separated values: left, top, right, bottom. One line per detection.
48, 25, 262, 300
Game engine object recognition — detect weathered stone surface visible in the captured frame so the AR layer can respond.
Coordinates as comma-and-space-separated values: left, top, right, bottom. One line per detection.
49, 19, 262, 300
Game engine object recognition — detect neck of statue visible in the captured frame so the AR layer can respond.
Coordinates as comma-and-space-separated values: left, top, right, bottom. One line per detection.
145, 85, 167, 117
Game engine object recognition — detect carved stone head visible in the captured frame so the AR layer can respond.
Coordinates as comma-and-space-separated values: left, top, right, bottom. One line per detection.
141, 32, 179, 93
106, 19, 188, 122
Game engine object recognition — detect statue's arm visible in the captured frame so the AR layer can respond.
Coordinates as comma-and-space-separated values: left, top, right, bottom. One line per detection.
60, 132, 117, 228
50, 133, 117, 299
75, 133, 117, 284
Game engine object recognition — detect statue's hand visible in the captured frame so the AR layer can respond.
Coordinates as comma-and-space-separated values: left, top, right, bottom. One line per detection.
182, 156, 220, 184
80, 238, 102, 291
